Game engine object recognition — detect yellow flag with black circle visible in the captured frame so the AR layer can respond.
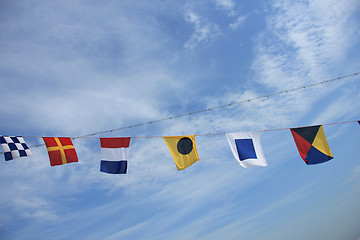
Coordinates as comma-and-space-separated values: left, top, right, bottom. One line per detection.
163, 135, 200, 171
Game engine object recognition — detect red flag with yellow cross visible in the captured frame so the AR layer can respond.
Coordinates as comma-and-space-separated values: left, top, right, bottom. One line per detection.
43, 137, 78, 166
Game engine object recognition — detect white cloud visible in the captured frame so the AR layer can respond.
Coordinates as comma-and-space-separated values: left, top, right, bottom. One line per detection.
253, 0, 360, 87
215, 0, 235, 10
183, 9, 221, 50
0, 1, 184, 136
311, 81, 360, 124
214, 0, 237, 16
249, 0, 360, 129
229, 15, 247, 30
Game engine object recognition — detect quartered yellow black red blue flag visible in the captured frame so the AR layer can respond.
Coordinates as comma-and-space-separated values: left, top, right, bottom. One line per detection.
290, 125, 333, 165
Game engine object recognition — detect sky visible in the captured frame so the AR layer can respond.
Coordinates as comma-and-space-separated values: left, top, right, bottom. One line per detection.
0, 0, 360, 239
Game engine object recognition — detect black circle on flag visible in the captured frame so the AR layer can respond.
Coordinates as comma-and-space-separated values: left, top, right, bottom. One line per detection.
177, 137, 193, 155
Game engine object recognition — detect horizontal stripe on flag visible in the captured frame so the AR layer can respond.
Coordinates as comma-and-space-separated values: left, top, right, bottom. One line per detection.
101, 147, 128, 161
100, 137, 130, 148
100, 160, 127, 174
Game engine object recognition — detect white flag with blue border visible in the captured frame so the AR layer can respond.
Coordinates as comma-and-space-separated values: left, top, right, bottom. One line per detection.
226, 131, 267, 168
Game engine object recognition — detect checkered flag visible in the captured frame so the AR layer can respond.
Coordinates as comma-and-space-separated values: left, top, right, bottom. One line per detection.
0, 136, 32, 161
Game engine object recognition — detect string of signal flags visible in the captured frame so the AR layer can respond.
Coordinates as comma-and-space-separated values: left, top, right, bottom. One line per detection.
1, 120, 359, 173
0, 72, 359, 173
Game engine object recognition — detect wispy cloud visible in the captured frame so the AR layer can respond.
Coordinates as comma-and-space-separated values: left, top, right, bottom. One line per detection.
0, 1, 182, 136
183, 9, 221, 50
229, 15, 247, 30
253, 0, 360, 88
311, 81, 360, 124
214, 0, 236, 16
249, 0, 360, 129
215, 0, 235, 10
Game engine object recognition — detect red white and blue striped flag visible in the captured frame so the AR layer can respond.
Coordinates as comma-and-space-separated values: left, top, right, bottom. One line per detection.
100, 137, 130, 174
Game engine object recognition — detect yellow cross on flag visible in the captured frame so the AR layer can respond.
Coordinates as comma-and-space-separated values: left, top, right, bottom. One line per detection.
43, 137, 78, 166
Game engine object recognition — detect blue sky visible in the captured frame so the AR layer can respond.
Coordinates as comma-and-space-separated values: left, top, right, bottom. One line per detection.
0, 0, 360, 239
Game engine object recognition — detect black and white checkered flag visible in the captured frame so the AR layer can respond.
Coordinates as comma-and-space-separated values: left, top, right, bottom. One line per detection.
0, 136, 32, 161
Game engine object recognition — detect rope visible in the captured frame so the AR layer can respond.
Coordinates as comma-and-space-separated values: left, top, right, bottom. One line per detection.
0, 72, 359, 154
73, 72, 360, 138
